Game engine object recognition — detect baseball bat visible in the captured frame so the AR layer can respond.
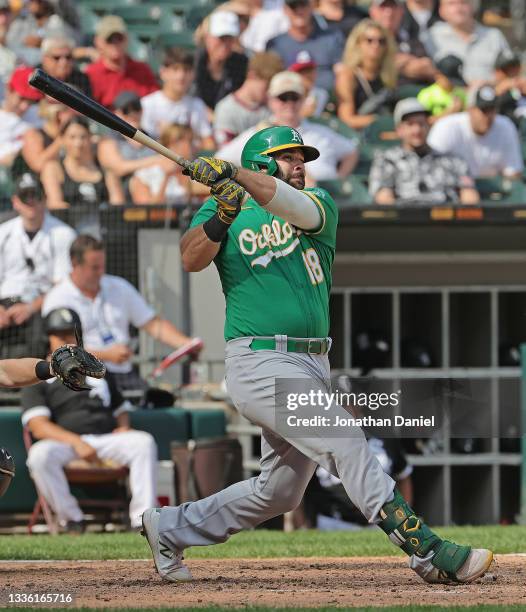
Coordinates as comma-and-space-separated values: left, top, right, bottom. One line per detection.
150, 337, 204, 379
29, 68, 192, 170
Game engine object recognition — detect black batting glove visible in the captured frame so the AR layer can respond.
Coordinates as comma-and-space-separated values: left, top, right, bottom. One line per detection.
211, 178, 246, 224
183, 156, 238, 186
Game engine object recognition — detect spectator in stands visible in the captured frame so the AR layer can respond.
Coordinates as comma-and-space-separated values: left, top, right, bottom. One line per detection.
39, 36, 92, 97
417, 55, 467, 120
42, 235, 199, 392
493, 49, 526, 124
141, 48, 214, 148
0, 173, 76, 359
214, 51, 283, 146
401, 0, 440, 41
217, 71, 358, 182
369, 0, 435, 84
0, 67, 43, 167
23, 307, 157, 532
130, 124, 208, 205
98, 92, 161, 198
41, 116, 124, 209
335, 19, 397, 130
422, 0, 511, 84
14, 97, 73, 176
288, 51, 329, 118
266, 0, 344, 91
369, 98, 479, 205
86, 15, 158, 109
314, 0, 367, 38
427, 85, 524, 179
195, 2, 252, 54
0, 1, 16, 93
240, 0, 289, 53
194, 11, 248, 111
6, 0, 77, 66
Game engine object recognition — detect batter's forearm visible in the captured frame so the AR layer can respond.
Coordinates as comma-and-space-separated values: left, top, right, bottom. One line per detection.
180, 225, 221, 272
0, 358, 51, 388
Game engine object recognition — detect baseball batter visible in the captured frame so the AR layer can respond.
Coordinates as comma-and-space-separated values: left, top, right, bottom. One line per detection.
142, 126, 493, 585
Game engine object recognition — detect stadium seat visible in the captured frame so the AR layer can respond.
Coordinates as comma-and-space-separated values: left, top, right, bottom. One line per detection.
308, 115, 360, 141
185, 4, 215, 29
77, 5, 98, 36
126, 32, 152, 63
475, 177, 526, 204
318, 176, 372, 207
363, 115, 400, 147
393, 83, 426, 101
153, 30, 196, 51
77, 0, 133, 14
129, 407, 189, 460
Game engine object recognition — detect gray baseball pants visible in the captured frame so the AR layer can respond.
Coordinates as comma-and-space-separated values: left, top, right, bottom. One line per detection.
159, 337, 395, 550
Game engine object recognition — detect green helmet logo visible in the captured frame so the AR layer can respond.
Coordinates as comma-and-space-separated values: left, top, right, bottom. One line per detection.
241, 126, 320, 176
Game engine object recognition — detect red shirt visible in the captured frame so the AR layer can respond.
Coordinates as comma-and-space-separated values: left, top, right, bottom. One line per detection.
86, 56, 159, 108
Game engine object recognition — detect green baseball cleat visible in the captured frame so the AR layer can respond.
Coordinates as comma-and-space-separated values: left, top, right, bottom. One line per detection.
141, 508, 193, 582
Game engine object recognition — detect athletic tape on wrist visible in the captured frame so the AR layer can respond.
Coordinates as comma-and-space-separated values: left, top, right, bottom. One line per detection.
203, 213, 231, 243
35, 360, 53, 380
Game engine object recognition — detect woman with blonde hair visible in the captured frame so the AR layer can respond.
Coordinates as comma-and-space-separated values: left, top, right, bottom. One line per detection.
335, 19, 398, 130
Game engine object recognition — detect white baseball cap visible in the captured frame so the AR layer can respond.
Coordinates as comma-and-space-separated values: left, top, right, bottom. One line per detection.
268, 71, 305, 98
209, 11, 240, 38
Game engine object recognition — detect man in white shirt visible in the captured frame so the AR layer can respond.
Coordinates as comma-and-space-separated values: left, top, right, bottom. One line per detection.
216, 71, 358, 182
140, 47, 214, 148
427, 85, 524, 179
422, 0, 511, 84
42, 234, 200, 391
0, 66, 44, 167
0, 173, 76, 358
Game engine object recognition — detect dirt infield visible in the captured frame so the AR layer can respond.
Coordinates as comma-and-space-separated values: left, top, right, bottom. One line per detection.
0, 555, 524, 608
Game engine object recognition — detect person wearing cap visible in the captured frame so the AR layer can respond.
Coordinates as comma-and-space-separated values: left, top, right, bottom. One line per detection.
42, 235, 199, 393
428, 84, 524, 179
288, 50, 328, 118
194, 11, 248, 110
217, 70, 358, 182
214, 51, 283, 145
266, 0, 345, 91
314, 0, 367, 39
6, 0, 77, 67
22, 306, 158, 533
140, 47, 214, 148
39, 35, 92, 97
0, 66, 43, 167
422, 0, 511, 84
369, 98, 479, 205
0, 172, 76, 358
369, 0, 436, 85
98, 91, 161, 196
493, 49, 526, 124
85, 15, 158, 109
335, 19, 397, 130
417, 54, 468, 120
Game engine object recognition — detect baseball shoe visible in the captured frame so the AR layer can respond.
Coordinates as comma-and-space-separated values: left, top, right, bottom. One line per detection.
410, 548, 494, 584
141, 508, 192, 582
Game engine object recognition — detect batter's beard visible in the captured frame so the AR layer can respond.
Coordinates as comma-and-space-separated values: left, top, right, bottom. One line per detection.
276, 167, 305, 190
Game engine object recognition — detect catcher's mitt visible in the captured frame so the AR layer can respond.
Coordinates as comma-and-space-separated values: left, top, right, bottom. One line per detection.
0, 447, 15, 498
51, 345, 106, 392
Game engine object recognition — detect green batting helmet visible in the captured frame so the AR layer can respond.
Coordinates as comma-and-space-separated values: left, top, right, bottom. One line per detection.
241, 126, 320, 176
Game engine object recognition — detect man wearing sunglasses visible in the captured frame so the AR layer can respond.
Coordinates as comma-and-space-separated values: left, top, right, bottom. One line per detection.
266, 0, 344, 91
86, 15, 158, 109
40, 35, 92, 97
217, 71, 358, 183
0, 173, 76, 359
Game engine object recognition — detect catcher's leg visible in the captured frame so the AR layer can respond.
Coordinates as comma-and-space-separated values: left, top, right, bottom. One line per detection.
26, 439, 83, 523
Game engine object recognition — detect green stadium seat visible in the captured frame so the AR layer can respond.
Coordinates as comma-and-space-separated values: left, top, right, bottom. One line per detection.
77, 0, 132, 15
130, 408, 189, 460
187, 409, 226, 439
185, 4, 215, 29
363, 115, 400, 147
393, 83, 426, 101
308, 114, 360, 141
475, 177, 526, 204
77, 5, 99, 36
153, 31, 196, 51
126, 32, 152, 63
318, 176, 372, 207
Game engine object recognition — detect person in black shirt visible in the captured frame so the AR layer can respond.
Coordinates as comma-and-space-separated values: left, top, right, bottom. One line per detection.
22, 308, 157, 532
194, 11, 248, 110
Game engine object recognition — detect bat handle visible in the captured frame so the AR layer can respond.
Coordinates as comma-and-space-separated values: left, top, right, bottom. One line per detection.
133, 131, 193, 171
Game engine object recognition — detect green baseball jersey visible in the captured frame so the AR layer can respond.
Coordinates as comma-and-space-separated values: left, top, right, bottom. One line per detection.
190, 187, 338, 341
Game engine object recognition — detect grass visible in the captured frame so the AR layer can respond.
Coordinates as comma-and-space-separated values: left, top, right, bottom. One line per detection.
0, 525, 525, 561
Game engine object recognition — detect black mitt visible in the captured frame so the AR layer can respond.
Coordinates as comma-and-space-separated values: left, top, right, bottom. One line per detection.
0, 447, 15, 498
50, 345, 106, 391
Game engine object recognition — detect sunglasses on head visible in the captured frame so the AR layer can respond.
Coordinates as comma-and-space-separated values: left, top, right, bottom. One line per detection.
277, 92, 301, 102
364, 36, 387, 46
